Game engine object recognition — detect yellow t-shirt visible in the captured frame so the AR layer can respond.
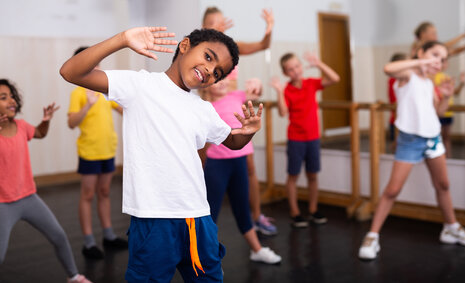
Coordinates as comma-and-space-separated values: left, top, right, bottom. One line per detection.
434, 72, 454, 118
68, 87, 119, 160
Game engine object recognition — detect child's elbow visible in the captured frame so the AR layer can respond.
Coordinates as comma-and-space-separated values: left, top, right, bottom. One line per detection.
59, 64, 73, 83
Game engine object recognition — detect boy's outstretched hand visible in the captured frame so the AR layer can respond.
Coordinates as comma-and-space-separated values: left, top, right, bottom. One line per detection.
42, 103, 60, 122
123, 27, 178, 60
231, 101, 263, 135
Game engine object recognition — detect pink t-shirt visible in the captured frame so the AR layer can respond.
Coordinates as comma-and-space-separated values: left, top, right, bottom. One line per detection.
207, 90, 254, 159
0, 119, 37, 203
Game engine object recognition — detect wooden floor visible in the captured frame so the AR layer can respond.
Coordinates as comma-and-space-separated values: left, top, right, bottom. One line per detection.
1, 177, 465, 283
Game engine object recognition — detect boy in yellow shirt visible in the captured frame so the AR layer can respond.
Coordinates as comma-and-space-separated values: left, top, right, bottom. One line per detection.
67, 47, 126, 259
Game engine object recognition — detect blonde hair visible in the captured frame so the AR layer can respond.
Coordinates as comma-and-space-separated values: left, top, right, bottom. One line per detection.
202, 6, 222, 25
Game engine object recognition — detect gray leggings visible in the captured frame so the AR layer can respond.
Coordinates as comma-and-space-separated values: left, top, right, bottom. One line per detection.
0, 193, 78, 277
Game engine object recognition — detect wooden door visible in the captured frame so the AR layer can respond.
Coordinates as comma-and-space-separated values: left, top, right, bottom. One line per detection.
318, 13, 352, 132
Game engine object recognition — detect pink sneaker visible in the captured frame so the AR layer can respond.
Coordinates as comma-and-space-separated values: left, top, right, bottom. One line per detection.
67, 274, 92, 283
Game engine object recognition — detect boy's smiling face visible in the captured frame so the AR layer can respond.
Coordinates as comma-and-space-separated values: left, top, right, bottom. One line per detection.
177, 39, 233, 91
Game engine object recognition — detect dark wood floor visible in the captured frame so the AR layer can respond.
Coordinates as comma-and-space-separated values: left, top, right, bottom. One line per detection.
1, 177, 465, 283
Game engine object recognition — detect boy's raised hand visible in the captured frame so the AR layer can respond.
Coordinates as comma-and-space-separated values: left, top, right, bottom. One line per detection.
231, 101, 263, 135
304, 52, 321, 68
438, 77, 455, 98
42, 103, 60, 122
270, 76, 284, 93
86, 90, 99, 106
123, 27, 178, 60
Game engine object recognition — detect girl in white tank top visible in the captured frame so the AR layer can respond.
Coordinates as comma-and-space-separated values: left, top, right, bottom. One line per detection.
358, 41, 465, 261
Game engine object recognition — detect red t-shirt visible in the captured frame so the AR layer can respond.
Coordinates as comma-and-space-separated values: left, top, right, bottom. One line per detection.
388, 77, 396, 124
284, 78, 323, 141
0, 119, 37, 203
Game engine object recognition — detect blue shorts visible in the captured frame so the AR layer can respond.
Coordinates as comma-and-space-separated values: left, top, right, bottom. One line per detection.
287, 139, 321, 175
395, 131, 445, 164
126, 216, 225, 283
439, 117, 453, 125
78, 157, 115, 175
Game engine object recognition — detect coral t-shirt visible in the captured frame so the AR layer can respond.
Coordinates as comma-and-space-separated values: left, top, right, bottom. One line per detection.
284, 78, 323, 141
0, 119, 37, 203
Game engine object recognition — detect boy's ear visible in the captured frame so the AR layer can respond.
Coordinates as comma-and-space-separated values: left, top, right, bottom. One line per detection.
179, 38, 191, 55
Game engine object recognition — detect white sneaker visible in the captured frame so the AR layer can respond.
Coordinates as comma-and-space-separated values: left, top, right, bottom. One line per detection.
358, 235, 380, 260
440, 224, 465, 245
250, 247, 282, 264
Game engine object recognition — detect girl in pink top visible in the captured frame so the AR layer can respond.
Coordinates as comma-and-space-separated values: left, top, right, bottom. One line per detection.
203, 79, 281, 264
0, 79, 91, 283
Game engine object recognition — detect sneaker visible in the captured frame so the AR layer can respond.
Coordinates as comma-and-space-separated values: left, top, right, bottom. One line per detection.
68, 274, 92, 283
255, 214, 278, 236
250, 247, 282, 264
309, 211, 328, 224
291, 215, 309, 228
440, 224, 465, 245
82, 246, 104, 259
358, 235, 380, 260
103, 237, 128, 249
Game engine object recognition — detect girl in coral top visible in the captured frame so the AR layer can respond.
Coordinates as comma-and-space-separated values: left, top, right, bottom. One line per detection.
0, 79, 91, 283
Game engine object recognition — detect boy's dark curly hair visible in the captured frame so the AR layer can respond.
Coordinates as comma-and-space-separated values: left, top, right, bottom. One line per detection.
172, 29, 239, 81
0, 79, 22, 113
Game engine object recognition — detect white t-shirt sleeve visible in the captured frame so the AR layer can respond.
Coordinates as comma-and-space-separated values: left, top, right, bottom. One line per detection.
205, 102, 231, 145
104, 70, 148, 108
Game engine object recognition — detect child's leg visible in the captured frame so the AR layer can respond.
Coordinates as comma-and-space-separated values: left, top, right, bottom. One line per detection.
286, 174, 300, 217
204, 158, 230, 223
79, 174, 98, 237
225, 157, 260, 251
22, 194, 78, 277
0, 201, 21, 264
96, 172, 113, 230
425, 154, 456, 224
369, 161, 414, 233
306, 172, 318, 214
286, 140, 306, 217
246, 153, 261, 221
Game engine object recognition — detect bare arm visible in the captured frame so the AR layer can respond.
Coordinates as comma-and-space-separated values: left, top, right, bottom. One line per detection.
304, 53, 339, 87
444, 33, 465, 49
270, 76, 288, 117
236, 9, 274, 55
34, 103, 59, 139
448, 45, 465, 57
435, 78, 454, 116
384, 58, 439, 80
222, 101, 263, 149
60, 27, 177, 93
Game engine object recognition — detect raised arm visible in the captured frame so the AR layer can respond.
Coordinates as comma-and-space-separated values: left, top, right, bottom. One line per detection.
60, 27, 177, 93
304, 53, 340, 87
222, 101, 263, 150
384, 58, 440, 81
444, 32, 465, 49
34, 103, 59, 139
270, 76, 288, 117
236, 9, 274, 55
434, 78, 454, 116
67, 90, 99, 129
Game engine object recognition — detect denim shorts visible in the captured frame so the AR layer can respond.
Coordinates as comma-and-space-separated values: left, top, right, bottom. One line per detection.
78, 157, 115, 174
395, 131, 445, 163
287, 139, 321, 175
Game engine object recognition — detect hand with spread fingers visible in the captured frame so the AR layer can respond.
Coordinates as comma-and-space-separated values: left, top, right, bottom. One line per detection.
123, 27, 178, 60
42, 102, 60, 122
231, 101, 263, 135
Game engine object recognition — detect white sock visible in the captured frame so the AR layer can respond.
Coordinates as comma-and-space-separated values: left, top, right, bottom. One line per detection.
445, 222, 460, 230
367, 232, 379, 239
70, 274, 80, 281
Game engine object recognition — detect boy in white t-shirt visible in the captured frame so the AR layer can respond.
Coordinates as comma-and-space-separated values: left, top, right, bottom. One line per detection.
60, 27, 263, 282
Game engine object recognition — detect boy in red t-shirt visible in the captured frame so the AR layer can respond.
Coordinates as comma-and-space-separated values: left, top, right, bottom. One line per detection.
271, 52, 339, 227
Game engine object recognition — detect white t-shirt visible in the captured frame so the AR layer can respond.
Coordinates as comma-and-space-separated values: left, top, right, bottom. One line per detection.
394, 72, 441, 138
104, 70, 231, 218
